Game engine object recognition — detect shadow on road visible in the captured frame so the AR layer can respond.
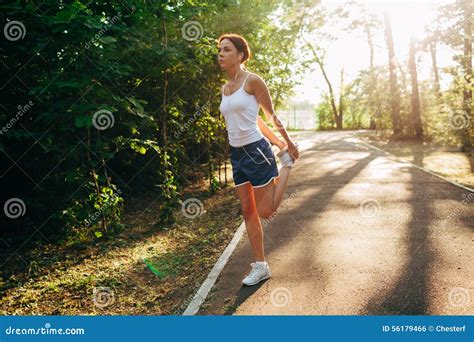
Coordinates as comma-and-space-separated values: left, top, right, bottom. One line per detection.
220, 136, 378, 315
364, 150, 434, 314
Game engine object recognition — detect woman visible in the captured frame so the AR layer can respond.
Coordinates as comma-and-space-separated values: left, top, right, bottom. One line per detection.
217, 33, 300, 286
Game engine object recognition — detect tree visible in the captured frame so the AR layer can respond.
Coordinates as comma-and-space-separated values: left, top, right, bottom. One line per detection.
0, 0, 301, 243
306, 41, 343, 129
420, 30, 442, 99
383, 12, 403, 138
346, 7, 382, 129
408, 37, 424, 140
437, 0, 473, 148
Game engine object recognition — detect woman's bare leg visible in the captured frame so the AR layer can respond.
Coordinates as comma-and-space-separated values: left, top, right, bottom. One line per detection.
253, 166, 292, 219
235, 182, 265, 261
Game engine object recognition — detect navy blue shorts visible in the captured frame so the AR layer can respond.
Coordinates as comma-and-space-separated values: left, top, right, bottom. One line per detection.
230, 137, 279, 188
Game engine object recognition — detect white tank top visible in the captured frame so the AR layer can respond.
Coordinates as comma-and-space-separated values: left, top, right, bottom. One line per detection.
219, 73, 264, 147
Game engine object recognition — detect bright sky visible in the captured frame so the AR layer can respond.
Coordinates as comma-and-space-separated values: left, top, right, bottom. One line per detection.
292, 0, 455, 104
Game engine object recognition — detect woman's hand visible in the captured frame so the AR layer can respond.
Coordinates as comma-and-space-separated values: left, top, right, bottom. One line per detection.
286, 140, 299, 161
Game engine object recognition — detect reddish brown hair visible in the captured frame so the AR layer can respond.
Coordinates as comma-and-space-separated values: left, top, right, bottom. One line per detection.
218, 33, 251, 64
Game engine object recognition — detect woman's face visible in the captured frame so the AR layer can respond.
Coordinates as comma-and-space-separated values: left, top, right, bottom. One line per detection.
217, 38, 242, 69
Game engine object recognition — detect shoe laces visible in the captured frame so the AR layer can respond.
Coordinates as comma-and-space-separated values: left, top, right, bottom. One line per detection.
248, 262, 264, 275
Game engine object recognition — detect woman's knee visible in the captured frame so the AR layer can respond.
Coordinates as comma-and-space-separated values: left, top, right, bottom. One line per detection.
256, 204, 275, 220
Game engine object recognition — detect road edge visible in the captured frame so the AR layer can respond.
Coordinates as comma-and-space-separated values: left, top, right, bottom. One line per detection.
182, 221, 246, 315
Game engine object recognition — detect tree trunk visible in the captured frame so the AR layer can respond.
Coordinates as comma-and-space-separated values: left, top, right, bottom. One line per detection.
365, 24, 376, 129
384, 12, 402, 138
429, 41, 442, 98
337, 68, 344, 130
307, 42, 342, 129
162, 19, 168, 147
207, 121, 213, 193
408, 37, 424, 140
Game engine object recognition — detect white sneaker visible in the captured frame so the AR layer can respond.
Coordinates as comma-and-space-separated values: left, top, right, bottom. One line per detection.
242, 261, 271, 286
277, 148, 294, 167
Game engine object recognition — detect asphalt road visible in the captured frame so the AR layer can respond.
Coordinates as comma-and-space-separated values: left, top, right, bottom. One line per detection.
199, 131, 473, 315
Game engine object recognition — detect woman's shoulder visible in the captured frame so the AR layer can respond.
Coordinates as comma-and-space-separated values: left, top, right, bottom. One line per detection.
245, 71, 266, 87
245, 72, 266, 93
245, 71, 262, 81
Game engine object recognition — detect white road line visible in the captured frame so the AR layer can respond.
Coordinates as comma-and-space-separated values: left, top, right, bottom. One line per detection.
182, 221, 246, 315
356, 138, 474, 193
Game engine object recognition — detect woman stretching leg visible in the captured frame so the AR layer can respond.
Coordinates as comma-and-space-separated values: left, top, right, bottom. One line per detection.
218, 33, 299, 286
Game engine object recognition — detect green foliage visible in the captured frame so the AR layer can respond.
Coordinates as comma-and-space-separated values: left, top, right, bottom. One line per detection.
1, 0, 300, 244
315, 100, 335, 130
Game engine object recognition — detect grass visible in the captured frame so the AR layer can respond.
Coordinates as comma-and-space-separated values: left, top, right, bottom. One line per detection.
0, 168, 242, 315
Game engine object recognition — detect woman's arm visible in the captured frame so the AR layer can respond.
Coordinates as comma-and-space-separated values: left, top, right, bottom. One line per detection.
257, 116, 285, 149
250, 75, 299, 160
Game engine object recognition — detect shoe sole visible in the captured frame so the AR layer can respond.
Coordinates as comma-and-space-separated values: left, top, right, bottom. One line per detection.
242, 273, 271, 286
